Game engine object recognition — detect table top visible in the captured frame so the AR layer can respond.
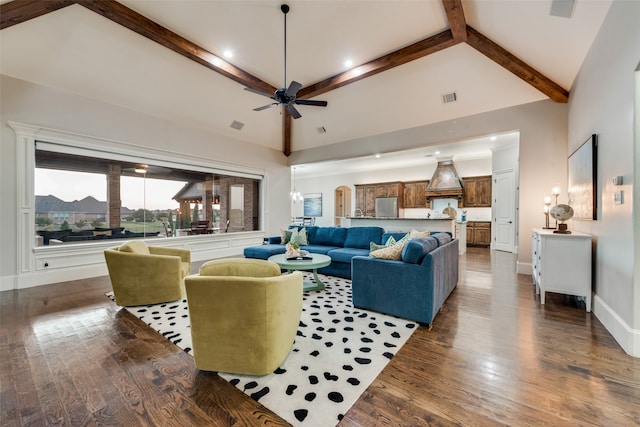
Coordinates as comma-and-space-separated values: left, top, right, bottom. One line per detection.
268, 253, 331, 269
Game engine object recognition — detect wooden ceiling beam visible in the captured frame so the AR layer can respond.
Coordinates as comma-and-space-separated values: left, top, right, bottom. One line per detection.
442, 0, 467, 42
298, 29, 457, 99
0, 0, 75, 30
466, 26, 569, 103
74, 0, 276, 95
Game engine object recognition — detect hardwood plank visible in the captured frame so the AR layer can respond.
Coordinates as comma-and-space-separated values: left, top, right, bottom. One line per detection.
1, 248, 639, 426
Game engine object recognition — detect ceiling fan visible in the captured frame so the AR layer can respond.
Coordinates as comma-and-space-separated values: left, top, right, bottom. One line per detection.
244, 4, 327, 119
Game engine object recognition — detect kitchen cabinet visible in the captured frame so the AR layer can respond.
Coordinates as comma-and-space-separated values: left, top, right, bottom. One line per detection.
355, 182, 404, 216
466, 221, 491, 247
403, 180, 428, 208
531, 229, 592, 311
462, 175, 492, 207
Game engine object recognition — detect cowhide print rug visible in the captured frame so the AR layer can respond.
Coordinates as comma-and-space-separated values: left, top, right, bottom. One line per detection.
107, 272, 416, 427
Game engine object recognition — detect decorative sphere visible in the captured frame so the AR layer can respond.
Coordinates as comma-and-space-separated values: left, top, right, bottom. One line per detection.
550, 204, 574, 222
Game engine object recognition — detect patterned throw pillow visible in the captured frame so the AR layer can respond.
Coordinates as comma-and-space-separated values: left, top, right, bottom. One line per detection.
370, 241, 389, 251
409, 228, 429, 239
370, 240, 407, 260
280, 229, 293, 244
369, 233, 412, 260
290, 228, 309, 246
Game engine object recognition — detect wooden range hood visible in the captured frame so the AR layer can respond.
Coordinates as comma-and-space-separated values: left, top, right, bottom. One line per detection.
425, 160, 464, 207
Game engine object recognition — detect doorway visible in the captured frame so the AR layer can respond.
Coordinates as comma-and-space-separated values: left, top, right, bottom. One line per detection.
334, 186, 352, 226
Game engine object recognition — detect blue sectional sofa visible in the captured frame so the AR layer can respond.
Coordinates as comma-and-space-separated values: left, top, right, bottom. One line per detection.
243, 226, 405, 279
351, 234, 459, 327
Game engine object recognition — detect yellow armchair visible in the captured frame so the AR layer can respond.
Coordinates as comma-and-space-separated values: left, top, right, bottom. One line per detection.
104, 240, 191, 306
185, 258, 303, 375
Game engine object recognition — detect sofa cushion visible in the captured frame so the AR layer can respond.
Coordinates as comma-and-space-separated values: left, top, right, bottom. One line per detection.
431, 232, 452, 246
327, 247, 370, 264
402, 237, 439, 264
344, 227, 384, 249
119, 240, 150, 254
300, 244, 339, 255
304, 226, 319, 243
311, 227, 347, 247
243, 244, 285, 260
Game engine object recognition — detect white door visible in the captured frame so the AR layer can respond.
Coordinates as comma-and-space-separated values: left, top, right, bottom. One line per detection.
493, 170, 516, 252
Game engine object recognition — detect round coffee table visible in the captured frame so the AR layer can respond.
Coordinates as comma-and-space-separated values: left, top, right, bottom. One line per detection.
268, 253, 331, 291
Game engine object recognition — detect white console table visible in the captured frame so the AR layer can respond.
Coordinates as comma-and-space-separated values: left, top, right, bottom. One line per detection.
531, 228, 592, 311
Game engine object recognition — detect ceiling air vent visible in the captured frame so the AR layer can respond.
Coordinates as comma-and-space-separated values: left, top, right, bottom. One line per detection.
550, 0, 575, 18
442, 92, 457, 104
317, 126, 327, 134
230, 120, 244, 130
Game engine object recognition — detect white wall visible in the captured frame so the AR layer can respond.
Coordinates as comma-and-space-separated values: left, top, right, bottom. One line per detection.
0, 75, 291, 288
567, 0, 639, 356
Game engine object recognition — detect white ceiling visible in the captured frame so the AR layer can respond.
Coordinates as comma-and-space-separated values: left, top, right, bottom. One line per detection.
0, 0, 612, 160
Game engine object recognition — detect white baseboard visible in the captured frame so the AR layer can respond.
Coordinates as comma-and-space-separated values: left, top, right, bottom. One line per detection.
517, 261, 532, 275
593, 294, 640, 358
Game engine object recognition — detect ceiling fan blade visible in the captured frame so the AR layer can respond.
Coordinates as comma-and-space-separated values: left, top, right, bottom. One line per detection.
244, 87, 275, 99
284, 80, 302, 98
286, 104, 302, 119
254, 103, 279, 111
295, 99, 328, 107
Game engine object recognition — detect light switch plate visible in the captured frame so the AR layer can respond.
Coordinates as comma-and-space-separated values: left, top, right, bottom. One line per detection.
614, 190, 624, 205
612, 176, 623, 186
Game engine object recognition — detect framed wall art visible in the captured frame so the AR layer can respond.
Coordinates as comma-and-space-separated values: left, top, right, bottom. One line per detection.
303, 193, 322, 217
568, 134, 598, 220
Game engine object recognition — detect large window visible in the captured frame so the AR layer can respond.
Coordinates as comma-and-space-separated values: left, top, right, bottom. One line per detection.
34, 148, 261, 245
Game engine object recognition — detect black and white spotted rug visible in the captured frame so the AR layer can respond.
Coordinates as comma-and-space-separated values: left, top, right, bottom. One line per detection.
107, 273, 416, 426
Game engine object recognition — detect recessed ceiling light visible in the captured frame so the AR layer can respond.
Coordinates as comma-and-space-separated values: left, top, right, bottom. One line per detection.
345, 59, 353, 68
375, 154, 381, 158
490, 136, 497, 141
224, 50, 233, 58
435, 151, 441, 155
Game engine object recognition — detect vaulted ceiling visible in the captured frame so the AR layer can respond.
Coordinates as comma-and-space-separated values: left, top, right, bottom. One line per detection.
1, 0, 612, 158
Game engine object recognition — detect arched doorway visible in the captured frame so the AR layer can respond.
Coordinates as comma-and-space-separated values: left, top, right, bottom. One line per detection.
334, 186, 352, 226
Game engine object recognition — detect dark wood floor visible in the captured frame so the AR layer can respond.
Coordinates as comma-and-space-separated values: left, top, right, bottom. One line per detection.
2, 248, 639, 426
